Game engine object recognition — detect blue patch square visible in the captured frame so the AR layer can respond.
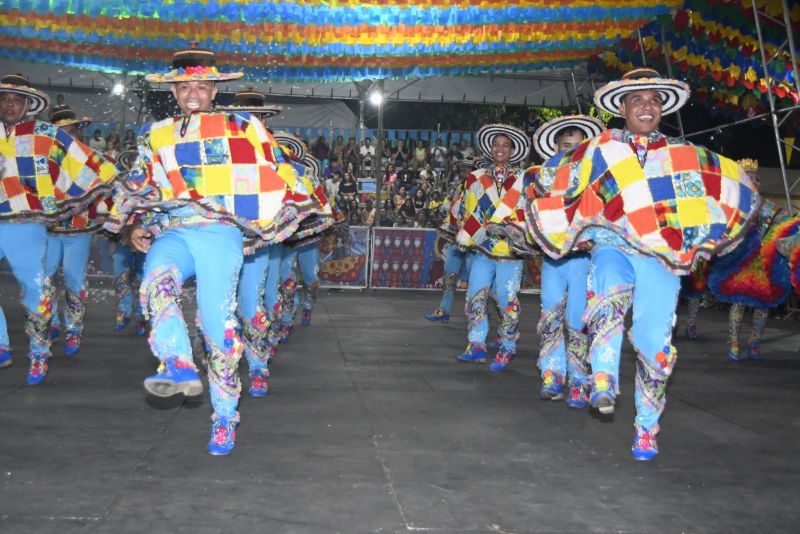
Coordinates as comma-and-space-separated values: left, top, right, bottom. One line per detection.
66, 183, 86, 196
648, 176, 675, 202
477, 194, 494, 215
55, 127, 74, 149
174, 141, 202, 166
233, 194, 259, 219
0, 201, 11, 213
708, 223, 726, 240
738, 185, 752, 211
180, 167, 201, 189
16, 157, 35, 177
591, 147, 609, 177
203, 138, 228, 165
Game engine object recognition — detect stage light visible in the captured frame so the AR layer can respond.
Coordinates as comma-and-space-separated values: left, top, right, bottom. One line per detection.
368, 91, 383, 106
111, 82, 125, 96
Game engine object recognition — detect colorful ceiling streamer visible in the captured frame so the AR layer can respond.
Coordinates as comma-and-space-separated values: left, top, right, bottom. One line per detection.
590, 0, 800, 121
0, 0, 682, 82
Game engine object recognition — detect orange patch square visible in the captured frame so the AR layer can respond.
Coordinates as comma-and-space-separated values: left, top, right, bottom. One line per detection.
720, 204, 734, 220
504, 188, 520, 207
536, 196, 564, 211
2, 178, 25, 197
669, 146, 700, 173
553, 166, 572, 190
627, 206, 659, 234
166, 170, 188, 196
33, 134, 52, 156
576, 188, 603, 217
478, 173, 493, 189
258, 165, 284, 192
199, 115, 226, 139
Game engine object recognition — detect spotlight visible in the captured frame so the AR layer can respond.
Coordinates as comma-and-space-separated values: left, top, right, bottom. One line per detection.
111, 82, 125, 96
368, 91, 383, 106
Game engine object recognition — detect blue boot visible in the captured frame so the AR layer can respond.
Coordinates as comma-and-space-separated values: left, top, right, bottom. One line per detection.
143, 359, 203, 398
489, 348, 515, 372
26, 353, 50, 386
248, 370, 269, 398
425, 309, 450, 322
566, 383, 589, 409
631, 426, 659, 461
208, 415, 238, 456
0, 349, 11, 369
456, 343, 487, 363
50, 326, 60, 340
64, 332, 81, 357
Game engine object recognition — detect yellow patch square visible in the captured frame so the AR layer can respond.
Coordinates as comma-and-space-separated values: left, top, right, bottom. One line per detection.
35, 174, 55, 196
719, 156, 741, 182
676, 197, 710, 226
150, 123, 175, 151
61, 153, 84, 181
199, 165, 232, 195
611, 156, 645, 189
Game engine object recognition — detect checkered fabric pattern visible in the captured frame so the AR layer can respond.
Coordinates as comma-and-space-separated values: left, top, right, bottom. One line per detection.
0, 119, 117, 222
121, 112, 322, 242
528, 129, 760, 275
438, 180, 466, 242
48, 194, 113, 233
455, 167, 528, 258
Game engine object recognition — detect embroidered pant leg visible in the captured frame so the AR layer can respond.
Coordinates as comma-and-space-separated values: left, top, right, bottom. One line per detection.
494, 259, 523, 354
465, 254, 495, 348
263, 244, 284, 352
58, 234, 92, 337
437, 244, 466, 314
0, 223, 53, 358
686, 298, 701, 328
564, 255, 590, 387
44, 234, 64, 330
279, 248, 299, 329
627, 254, 680, 435
131, 251, 146, 321
112, 243, 136, 319
537, 257, 569, 383
297, 242, 320, 312
728, 303, 746, 355
748, 308, 768, 351
237, 246, 272, 374
584, 246, 635, 398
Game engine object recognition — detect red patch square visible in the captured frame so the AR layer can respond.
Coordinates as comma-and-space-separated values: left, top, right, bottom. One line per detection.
603, 194, 624, 221
258, 165, 283, 192
33, 134, 52, 156
228, 138, 257, 164
199, 115, 226, 138
3, 178, 24, 197
571, 141, 589, 161
628, 207, 658, 234
660, 227, 683, 250
701, 171, 721, 200
15, 120, 34, 136
25, 193, 42, 210
463, 215, 482, 236
669, 146, 700, 173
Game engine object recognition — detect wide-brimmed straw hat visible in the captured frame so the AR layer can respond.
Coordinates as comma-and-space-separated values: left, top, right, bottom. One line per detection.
302, 154, 322, 178
49, 105, 91, 131
532, 114, 606, 159
116, 149, 138, 171
0, 73, 50, 116
217, 87, 282, 117
273, 131, 307, 160
476, 124, 530, 165
145, 44, 243, 83
594, 67, 690, 117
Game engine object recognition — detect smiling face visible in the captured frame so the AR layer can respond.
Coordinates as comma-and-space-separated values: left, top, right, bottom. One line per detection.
555, 129, 586, 153
490, 134, 513, 166
171, 81, 217, 116
619, 89, 663, 136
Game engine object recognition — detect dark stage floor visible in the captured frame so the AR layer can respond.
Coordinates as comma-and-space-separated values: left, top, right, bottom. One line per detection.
1, 280, 799, 533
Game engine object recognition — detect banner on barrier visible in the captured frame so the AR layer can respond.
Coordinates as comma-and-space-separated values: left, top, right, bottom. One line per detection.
318, 225, 369, 288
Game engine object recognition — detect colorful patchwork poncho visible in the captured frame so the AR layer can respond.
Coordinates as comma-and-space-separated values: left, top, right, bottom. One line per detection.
525, 129, 760, 275
708, 203, 799, 309
455, 167, 530, 259
0, 119, 117, 223
115, 111, 329, 247
438, 180, 466, 245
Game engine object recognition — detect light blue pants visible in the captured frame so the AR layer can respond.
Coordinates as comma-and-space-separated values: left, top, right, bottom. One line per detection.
0, 222, 53, 358
584, 246, 680, 435
465, 254, 523, 353
238, 244, 281, 374
538, 255, 590, 388
140, 224, 244, 419
436, 243, 468, 315
296, 242, 320, 313
112, 242, 145, 322
264, 243, 285, 350
45, 233, 93, 336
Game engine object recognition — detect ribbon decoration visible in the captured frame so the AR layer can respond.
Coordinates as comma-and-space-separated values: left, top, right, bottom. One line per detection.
0, 1, 682, 82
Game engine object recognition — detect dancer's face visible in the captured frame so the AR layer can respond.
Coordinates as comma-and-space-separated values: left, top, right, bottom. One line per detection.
491, 134, 513, 166
0, 92, 29, 125
556, 130, 585, 153
620, 89, 662, 136
171, 81, 217, 116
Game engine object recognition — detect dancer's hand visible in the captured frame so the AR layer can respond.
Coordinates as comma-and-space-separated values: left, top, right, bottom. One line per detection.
130, 227, 153, 253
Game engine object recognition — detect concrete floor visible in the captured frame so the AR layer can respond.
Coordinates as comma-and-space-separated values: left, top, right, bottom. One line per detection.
1, 281, 799, 533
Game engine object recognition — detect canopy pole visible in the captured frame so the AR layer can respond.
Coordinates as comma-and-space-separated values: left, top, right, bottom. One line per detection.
374, 80, 385, 226
659, 25, 685, 138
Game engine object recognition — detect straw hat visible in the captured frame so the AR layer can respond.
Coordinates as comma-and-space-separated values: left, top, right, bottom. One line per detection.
532, 114, 605, 160
476, 124, 530, 164
217, 87, 282, 117
145, 44, 243, 83
49, 105, 91, 131
0, 73, 50, 115
594, 67, 690, 117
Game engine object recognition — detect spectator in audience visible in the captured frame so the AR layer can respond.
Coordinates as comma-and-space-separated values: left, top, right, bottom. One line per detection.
312, 135, 330, 161
348, 208, 361, 226
345, 161, 357, 180
105, 134, 120, 159
414, 209, 429, 228
383, 163, 398, 195
413, 140, 429, 170
393, 213, 408, 228
427, 190, 443, 213
381, 201, 395, 227
360, 137, 375, 177
332, 135, 345, 162
88, 128, 106, 151
393, 138, 409, 167
339, 171, 359, 209
325, 157, 343, 180
447, 143, 463, 163
343, 137, 360, 176
400, 197, 416, 220
394, 185, 408, 211
412, 188, 427, 211
396, 161, 415, 193
123, 128, 136, 149
325, 171, 341, 200
459, 138, 475, 158
360, 198, 377, 227
419, 162, 437, 188
381, 137, 393, 166
432, 138, 447, 170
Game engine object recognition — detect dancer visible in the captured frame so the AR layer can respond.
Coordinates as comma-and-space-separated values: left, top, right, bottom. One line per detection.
0, 74, 117, 384
518, 68, 759, 459
426, 158, 477, 322
707, 159, 796, 361
45, 105, 110, 355
529, 115, 605, 405
115, 46, 324, 454
454, 124, 531, 372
